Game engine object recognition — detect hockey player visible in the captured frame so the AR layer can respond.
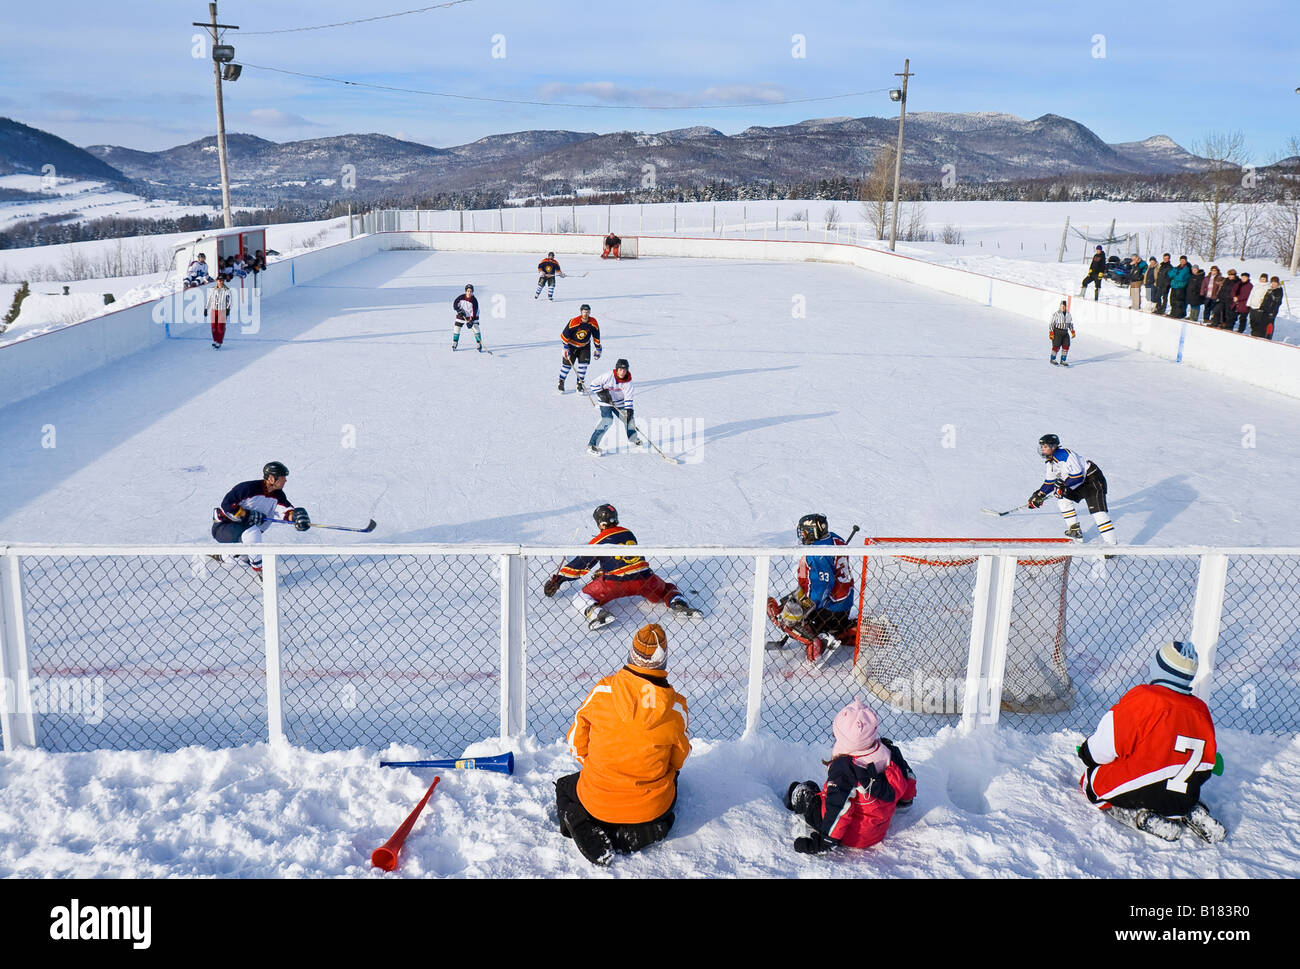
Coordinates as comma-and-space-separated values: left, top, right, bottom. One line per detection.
206, 275, 232, 349
601, 233, 622, 260
769, 514, 857, 661
1078, 640, 1226, 843
784, 699, 916, 854
535, 252, 565, 300
1028, 434, 1116, 545
586, 358, 641, 454
210, 461, 311, 576
451, 284, 482, 352
541, 504, 699, 630
1049, 300, 1075, 366
556, 623, 690, 865
185, 252, 212, 288
558, 304, 601, 394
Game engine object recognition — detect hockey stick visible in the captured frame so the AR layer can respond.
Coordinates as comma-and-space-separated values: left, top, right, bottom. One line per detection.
380, 752, 514, 774
982, 502, 1031, 517
265, 517, 377, 533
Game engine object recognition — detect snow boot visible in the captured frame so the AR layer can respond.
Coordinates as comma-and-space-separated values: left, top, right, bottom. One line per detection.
1184, 802, 1227, 844
1135, 809, 1184, 842
563, 811, 613, 866
1064, 523, 1083, 540
584, 604, 615, 630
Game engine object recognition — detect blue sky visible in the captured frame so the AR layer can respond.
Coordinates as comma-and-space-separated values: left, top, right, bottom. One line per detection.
3, 0, 1296, 160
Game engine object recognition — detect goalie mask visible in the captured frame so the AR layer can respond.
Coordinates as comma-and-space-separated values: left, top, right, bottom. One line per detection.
797, 513, 828, 544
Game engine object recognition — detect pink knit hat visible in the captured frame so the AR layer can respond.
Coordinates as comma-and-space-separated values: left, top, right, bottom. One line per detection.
832, 699, 890, 771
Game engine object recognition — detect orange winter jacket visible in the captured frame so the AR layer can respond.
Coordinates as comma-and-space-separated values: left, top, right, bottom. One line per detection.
567, 666, 691, 824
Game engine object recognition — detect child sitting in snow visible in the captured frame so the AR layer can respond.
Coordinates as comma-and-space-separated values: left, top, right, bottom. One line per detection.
784, 698, 916, 854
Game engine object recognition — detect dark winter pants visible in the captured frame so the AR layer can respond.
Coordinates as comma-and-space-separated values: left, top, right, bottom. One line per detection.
1155, 284, 1170, 313
1169, 287, 1187, 319
1081, 271, 1102, 297
1234, 311, 1251, 334
1062, 463, 1109, 515
211, 520, 251, 544
554, 772, 676, 855
1051, 330, 1072, 353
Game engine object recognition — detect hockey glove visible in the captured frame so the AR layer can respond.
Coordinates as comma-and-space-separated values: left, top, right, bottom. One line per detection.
793, 833, 832, 854
623, 408, 634, 425
1027, 491, 1047, 509
542, 574, 563, 598
596, 390, 613, 404
1054, 481, 1068, 498
594, 346, 602, 359
243, 509, 266, 527
292, 507, 311, 531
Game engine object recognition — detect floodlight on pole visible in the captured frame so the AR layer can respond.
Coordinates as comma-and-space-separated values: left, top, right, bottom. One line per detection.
194, 2, 239, 229
888, 59, 912, 253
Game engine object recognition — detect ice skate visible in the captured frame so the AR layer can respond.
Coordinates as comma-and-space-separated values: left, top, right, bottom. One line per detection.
584, 604, 615, 630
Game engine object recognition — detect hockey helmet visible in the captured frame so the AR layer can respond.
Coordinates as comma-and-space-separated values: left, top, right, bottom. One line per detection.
547, 251, 555, 259
797, 513, 828, 544
263, 461, 289, 480
580, 303, 591, 312
464, 283, 474, 292
614, 358, 630, 372
593, 503, 619, 528
1038, 434, 1060, 456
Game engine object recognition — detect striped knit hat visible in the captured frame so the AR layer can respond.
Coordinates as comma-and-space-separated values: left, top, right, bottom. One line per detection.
628, 623, 668, 670
1149, 640, 1198, 694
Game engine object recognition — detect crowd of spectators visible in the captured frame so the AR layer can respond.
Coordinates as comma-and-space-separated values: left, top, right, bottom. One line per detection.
184, 249, 267, 290
1112, 252, 1284, 340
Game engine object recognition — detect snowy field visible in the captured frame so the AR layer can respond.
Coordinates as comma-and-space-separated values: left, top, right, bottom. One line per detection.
1, 247, 1298, 880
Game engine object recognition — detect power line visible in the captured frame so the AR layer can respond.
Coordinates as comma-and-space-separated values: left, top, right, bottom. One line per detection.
240, 0, 475, 36
240, 63, 888, 110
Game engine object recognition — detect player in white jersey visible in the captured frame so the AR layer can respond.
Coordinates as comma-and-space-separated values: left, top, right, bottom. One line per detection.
586, 359, 643, 455
1028, 434, 1117, 545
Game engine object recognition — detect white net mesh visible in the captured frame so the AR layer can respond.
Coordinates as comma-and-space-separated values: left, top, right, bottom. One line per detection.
852, 539, 1073, 714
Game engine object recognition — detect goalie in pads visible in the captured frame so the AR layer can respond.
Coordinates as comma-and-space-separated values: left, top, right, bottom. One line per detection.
768, 514, 857, 661
1077, 640, 1226, 844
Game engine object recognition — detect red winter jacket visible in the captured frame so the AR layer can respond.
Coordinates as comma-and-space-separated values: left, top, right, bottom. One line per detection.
1232, 281, 1253, 314
816, 741, 917, 849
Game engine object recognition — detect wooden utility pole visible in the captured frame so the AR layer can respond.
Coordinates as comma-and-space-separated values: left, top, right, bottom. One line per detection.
888, 59, 913, 252
194, 2, 238, 228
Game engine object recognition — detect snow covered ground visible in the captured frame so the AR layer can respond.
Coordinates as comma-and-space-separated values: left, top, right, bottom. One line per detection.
0, 175, 227, 231
1, 246, 1296, 880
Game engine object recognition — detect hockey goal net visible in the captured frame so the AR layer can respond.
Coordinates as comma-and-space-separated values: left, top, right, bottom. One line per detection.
603, 236, 638, 259
852, 538, 1073, 714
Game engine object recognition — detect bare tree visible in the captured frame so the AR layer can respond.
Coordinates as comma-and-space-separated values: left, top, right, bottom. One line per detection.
901, 200, 930, 242
823, 204, 840, 230
860, 145, 895, 241
941, 223, 965, 244
1265, 136, 1300, 264
1180, 131, 1248, 260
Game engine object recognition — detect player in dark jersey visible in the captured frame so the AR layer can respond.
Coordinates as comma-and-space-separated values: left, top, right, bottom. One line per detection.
541, 504, 700, 629
210, 461, 311, 576
558, 303, 601, 394
451, 284, 481, 351
535, 252, 565, 300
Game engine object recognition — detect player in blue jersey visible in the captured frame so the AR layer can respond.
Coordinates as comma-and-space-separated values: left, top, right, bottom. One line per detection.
541, 504, 699, 630
769, 514, 857, 661
1028, 434, 1116, 545
211, 461, 311, 577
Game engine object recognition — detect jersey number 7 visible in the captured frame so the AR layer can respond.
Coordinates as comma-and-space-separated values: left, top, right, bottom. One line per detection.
1167, 735, 1206, 793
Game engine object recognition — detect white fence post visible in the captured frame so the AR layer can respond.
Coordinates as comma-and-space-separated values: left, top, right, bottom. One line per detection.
743, 556, 771, 738
960, 553, 1016, 732
1190, 553, 1229, 700
0, 554, 37, 750
500, 553, 526, 738
262, 553, 285, 746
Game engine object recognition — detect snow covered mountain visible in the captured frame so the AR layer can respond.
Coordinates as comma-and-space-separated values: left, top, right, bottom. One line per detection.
0, 117, 129, 185
19, 112, 1221, 206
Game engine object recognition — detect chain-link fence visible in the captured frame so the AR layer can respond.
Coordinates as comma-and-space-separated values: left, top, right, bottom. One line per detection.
18, 554, 265, 751
3, 547, 1298, 754
277, 554, 501, 752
